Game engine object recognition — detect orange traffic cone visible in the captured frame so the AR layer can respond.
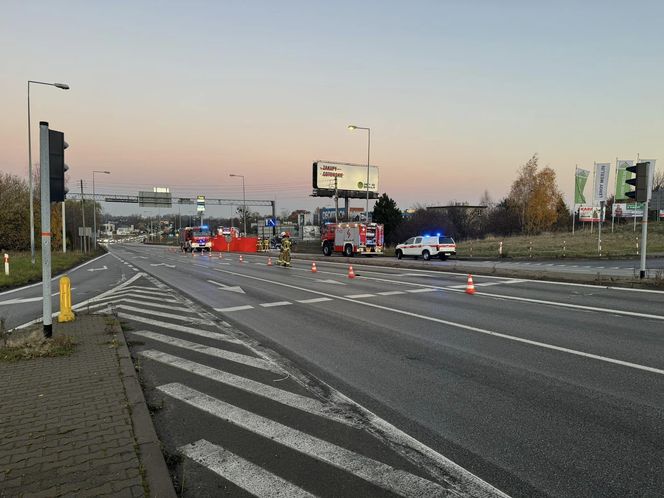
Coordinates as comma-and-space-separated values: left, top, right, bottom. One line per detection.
348, 265, 355, 279
239, 255, 244, 263
267, 257, 273, 266
311, 262, 318, 273
465, 274, 476, 295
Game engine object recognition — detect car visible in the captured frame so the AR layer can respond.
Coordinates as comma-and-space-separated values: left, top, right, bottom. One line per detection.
395, 235, 456, 261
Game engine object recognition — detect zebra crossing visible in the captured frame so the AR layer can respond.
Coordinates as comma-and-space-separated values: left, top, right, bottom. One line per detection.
86, 272, 502, 497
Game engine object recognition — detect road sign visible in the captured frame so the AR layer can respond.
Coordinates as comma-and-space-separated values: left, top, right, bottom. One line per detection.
265, 218, 276, 227
197, 195, 206, 212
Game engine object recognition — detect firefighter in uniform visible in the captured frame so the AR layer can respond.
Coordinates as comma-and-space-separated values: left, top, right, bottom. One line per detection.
278, 232, 292, 267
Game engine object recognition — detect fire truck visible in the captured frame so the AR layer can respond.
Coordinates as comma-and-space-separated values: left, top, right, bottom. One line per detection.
179, 226, 212, 252
321, 223, 384, 257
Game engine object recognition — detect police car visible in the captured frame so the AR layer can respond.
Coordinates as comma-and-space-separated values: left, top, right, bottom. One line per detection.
395, 234, 456, 261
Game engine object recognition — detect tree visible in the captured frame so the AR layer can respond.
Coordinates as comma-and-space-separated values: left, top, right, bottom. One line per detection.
372, 193, 402, 245
506, 154, 565, 234
0, 173, 30, 250
653, 167, 664, 191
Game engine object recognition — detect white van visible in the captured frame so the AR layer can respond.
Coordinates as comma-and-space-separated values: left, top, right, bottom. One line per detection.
395, 235, 456, 261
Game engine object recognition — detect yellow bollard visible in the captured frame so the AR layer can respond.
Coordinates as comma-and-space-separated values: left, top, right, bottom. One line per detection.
58, 276, 76, 322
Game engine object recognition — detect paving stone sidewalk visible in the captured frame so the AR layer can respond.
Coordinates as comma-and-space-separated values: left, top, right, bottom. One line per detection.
0, 313, 175, 497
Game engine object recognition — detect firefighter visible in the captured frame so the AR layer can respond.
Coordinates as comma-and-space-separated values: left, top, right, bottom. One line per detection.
279, 232, 292, 267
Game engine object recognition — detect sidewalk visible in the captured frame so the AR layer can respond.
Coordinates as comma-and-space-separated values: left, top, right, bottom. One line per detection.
0, 313, 175, 497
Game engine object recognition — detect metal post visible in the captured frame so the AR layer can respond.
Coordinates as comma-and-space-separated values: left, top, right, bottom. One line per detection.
80, 180, 86, 253
28, 83, 35, 264
62, 201, 66, 253
334, 176, 339, 224
640, 200, 649, 279
366, 128, 371, 222
39, 122, 52, 338
598, 200, 604, 255
271, 201, 276, 238
242, 177, 247, 235
92, 174, 96, 247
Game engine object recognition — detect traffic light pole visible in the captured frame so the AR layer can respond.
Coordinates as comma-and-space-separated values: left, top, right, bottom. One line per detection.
39, 122, 53, 338
639, 199, 648, 279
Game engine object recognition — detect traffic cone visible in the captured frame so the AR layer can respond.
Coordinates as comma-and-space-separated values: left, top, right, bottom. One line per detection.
465, 274, 476, 295
311, 262, 318, 273
267, 257, 273, 266
239, 255, 244, 263
347, 265, 355, 279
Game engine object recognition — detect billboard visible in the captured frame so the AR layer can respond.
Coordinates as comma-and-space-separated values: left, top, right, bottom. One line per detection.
312, 161, 379, 197
612, 203, 645, 218
139, 191, 172, 207
578, 206, 604, 222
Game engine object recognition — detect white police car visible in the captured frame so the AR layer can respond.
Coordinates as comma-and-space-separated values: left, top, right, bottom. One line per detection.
395, 235, 456, 261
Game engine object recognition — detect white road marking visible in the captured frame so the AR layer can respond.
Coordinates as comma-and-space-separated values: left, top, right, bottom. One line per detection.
377, 291, 406, 296
315, 279, 346, 285
116, 312, 242, 344
180, 440, 315, 498
215, 305, 254, 313
206, 279, 245, 294
345, 294, 375, 299
297, 297, 333, 304
159, 383, 449, 497
87, 265, 108, 272
212, 268, 664, 376
132, 331, 281, 373
0, 291, 60, 306
111, 304, 209, 324
150, 263, 176, 268
260, 301, 292, 308
143, 351, 347, 421
406, 288, 437, 293
89, 297, 190, 312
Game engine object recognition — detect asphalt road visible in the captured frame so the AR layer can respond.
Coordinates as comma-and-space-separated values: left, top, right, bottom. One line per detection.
4, 245, 663, 496
103, 244, 663, 497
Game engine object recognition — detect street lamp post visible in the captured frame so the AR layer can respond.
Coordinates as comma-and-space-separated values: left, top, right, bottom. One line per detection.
347, 125, 371, 222
27, 80, 69, 264
92, 170, 110, 247
230, 174, 246, 235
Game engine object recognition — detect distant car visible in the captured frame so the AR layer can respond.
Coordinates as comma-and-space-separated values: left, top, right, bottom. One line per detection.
395, 235, 456, 261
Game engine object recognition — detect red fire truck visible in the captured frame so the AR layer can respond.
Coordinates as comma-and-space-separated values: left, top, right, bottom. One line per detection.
321, 223, 384, 257
179, 226, 212, 252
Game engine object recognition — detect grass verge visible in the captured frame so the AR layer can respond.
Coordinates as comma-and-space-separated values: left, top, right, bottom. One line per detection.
0, 248, 106, 291
0, 329, 76, 362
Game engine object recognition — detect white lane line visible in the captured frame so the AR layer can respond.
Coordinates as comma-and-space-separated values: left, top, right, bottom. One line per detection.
89, 297, 188, 312
215, 305, 254, 313
212, 268, 664, 376
259, 301, 292, 308
159, 383, 448, 497
132, 331, 281, 373
142, 352, 349, 423
194, 264, 208, 268
111, 304, 209, 324
116, 312, 242, 344
180, 440, 315, 498
345, 294, 375, 299
107, 287, 171, 298
377, 291, 406, 296
95, 290, 179, 303
297, 297, 333, 304
406, 288, 437, 293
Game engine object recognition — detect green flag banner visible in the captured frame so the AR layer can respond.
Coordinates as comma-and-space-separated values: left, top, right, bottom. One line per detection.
615, 160, 634, 201
574, 168, 590, 205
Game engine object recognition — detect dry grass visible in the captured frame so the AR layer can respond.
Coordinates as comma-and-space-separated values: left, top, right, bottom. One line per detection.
0, 329, 76, 362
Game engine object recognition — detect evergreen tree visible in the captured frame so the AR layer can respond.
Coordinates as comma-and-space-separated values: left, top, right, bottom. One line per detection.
372, 193, 403, 245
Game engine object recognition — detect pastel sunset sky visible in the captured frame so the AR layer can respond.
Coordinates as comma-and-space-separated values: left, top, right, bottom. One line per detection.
2, 0, 662, 218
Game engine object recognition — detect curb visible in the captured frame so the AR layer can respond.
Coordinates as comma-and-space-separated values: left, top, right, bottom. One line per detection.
111, 317, 177, 498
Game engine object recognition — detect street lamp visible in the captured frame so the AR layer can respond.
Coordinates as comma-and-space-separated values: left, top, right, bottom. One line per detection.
348, 124, 371, 222
229, 174, 246, 235
92, 170, 110, 247
27, 80, 69, 264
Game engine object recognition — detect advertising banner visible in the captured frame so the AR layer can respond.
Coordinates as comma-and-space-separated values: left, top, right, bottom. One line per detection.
579, 206, 604, 222
594, 163, 611, 202
574, 168, 590, 204
313, 161, 379, 193
612, 202, 645, 218
615, 160, 634, 201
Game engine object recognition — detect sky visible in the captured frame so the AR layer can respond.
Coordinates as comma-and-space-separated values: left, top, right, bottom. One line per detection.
2, 0, 663, 219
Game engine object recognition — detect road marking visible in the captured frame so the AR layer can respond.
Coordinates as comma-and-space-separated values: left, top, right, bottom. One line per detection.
297, 297, 333, 304
132, 331, 281, 373
215, 305, 254, 313
87, 265, 108, 272
377, 291, 406, 296
159, 383, 449, 497
89, 297, 190, 312
109, 287, 172, 297
111, 304, 209, 324
315, 279, 346, 285
0, 291, 60, 306
150, 263, 176, 268
212, 268, 664, 376
260, 301, 292, 307
206, 279, 245, 294
116, 312, 242, 344
406, 288, 437, 293
95, 289, 179, 302
345, 294, 375, 299
142, 351, 341, 419
180, 440, 315, 498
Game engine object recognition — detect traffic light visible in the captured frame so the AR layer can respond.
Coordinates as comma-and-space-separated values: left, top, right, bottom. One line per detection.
625, 161, 649, 203
49, 129, 68, 202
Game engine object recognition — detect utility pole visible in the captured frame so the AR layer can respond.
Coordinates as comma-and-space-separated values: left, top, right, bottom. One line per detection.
39, 122, 52, 338
334, 176, 339, 224
80, 180, 86, 253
